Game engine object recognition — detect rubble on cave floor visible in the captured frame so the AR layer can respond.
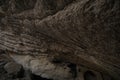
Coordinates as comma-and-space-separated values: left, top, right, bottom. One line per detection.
0, 55, 53, 80
0, 50, 114, 80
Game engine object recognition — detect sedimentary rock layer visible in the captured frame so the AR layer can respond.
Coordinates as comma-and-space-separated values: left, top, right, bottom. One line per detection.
0, 0, 120, 80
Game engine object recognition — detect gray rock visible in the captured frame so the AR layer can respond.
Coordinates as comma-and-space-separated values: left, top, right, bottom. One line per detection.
4, 62, 24, 78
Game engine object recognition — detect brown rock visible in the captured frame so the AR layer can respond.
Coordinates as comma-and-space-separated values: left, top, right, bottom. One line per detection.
0, 0, 120, 80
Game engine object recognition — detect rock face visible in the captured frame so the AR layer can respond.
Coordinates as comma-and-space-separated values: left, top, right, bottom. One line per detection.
10, 53, 74, 80
4, 62, 23, 77
0, 0, 120, 80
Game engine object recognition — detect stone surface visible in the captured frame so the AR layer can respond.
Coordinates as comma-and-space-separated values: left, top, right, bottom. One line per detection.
10, 53, 74, 80
0, 52, 31, 80
9, 53, 114, 80
0, 0, 120, 80
4, 62, 23, 77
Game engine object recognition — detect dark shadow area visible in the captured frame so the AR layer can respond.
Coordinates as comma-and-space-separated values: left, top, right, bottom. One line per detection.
84, 71, 97, 80
31, 74, 53, 80
68, 63, 77, 78
15, 0, 37, 12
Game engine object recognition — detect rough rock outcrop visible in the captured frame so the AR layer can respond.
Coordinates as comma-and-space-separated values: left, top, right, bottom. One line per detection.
4, 62, 23, 76
0, 0, 120, 80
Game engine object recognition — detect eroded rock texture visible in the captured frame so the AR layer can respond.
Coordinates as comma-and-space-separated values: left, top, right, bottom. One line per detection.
0, 0, 120, 80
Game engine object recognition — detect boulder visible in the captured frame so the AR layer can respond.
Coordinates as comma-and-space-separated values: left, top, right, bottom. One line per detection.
4, 62, 24, 78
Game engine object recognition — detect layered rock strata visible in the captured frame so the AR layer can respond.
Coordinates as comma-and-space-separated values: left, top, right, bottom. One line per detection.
0, 0, 120, 80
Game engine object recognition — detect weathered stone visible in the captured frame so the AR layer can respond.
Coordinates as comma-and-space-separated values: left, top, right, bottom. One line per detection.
10, 53, 74, 80
4, 62, 24, 78
0, 0, 120, 80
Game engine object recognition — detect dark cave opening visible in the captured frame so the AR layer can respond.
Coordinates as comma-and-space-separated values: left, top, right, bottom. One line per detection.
31, 74, 53, 80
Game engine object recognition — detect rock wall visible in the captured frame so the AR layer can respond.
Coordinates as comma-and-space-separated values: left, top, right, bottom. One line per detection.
0, 0, 120, 80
